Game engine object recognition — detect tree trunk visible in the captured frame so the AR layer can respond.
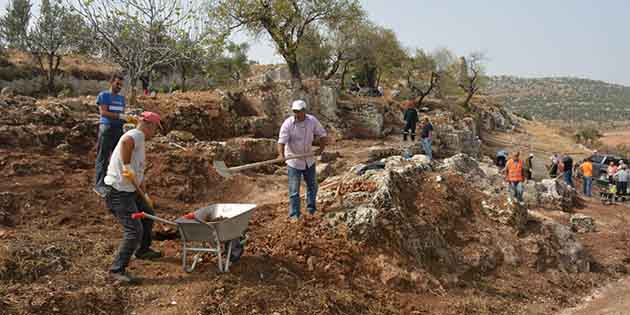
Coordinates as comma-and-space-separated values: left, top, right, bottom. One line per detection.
324, 54, 342, 80
129, 77, 138, 105
287, 58, 303, 90
365, 64, 377, 89
180, 64, 187, 92
47, 54, 55, 95
462, 91, 474, 110
340, 61, 350, 90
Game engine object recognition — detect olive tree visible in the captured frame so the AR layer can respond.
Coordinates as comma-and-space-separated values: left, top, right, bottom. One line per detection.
210, 0, 361, 90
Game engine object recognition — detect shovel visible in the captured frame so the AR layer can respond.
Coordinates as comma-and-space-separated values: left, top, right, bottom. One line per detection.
214, 152, 316, 178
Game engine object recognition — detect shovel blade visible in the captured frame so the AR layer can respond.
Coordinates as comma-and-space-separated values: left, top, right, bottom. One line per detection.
213, 160, 232, 178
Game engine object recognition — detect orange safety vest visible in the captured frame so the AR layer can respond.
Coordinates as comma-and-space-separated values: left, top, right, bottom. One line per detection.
507, 159, 524, 182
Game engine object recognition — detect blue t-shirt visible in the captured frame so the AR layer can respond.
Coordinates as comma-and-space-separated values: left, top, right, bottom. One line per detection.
96, 91, 126, 126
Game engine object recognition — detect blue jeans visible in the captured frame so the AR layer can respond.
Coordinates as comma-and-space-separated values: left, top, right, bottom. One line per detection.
288, 164, 318, 218
421, 138, 432, 160
509, 181, 524, 202
564, 171, 573, 187
583, 176, 592, 197
95, 124, 123, 191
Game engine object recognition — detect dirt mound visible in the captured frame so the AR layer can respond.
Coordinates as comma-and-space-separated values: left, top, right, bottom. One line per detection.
146, 148, 222, 203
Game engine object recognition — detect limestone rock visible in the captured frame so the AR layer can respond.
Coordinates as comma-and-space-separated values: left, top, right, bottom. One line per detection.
570, 214, 595, 233
1, 87, 14, 97
536, 221, 591, 273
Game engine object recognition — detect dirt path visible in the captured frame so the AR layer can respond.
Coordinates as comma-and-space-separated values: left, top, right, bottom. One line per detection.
601, 130, 630, 147
558, 277, 630, 315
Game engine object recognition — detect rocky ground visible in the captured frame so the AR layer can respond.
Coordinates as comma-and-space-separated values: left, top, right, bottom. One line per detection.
1, 86, 630, 315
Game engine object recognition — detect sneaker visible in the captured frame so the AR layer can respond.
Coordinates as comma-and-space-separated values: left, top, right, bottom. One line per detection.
288, 215, 299, 223
307, 208, 316, 215
109, 271, 136, 283
135, 248, 163, 260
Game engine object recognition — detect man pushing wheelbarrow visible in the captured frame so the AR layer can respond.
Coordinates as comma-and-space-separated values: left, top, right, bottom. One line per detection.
103, 112, 163, 283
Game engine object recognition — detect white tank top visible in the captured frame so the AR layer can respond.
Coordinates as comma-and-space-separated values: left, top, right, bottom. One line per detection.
104, 129, 146, 192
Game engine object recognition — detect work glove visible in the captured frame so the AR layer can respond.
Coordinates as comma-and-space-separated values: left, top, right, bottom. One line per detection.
119, 114, 138, 125
122, 165, 136, 182
144, 193, 154, 209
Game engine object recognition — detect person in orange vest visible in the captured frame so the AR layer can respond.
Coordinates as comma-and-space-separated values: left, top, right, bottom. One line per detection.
579, 158, 594, 197
505, 151, 526, 204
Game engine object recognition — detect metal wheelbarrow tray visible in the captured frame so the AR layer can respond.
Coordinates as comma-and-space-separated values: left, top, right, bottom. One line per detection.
132, 203, 256, 273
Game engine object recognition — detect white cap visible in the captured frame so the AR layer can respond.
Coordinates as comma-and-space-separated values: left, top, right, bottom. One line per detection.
291, 100, 307, 111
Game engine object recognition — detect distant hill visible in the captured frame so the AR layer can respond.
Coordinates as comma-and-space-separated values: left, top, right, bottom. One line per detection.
486, 76, 630, 122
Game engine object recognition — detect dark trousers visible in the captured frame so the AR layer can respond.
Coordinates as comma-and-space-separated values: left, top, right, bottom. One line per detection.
617, 181, 627, 195
402, 122, 416, 141
95, 124, 123, 189
105, 187, 155, 273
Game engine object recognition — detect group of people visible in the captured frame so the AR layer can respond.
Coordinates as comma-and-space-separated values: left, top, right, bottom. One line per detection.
93, 74, 164, 283
552, 153, 629, 200
402, 100, 434, 160
93, 75, 330, 283
607, 161, 629, 196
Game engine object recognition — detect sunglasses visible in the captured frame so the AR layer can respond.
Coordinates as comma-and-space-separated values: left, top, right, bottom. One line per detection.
293, 110, 305, 114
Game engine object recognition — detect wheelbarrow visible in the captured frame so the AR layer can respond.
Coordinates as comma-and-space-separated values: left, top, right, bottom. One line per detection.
132, 203, 256, 273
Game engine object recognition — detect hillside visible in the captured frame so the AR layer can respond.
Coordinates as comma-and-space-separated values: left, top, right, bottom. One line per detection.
487, 76, 630, 122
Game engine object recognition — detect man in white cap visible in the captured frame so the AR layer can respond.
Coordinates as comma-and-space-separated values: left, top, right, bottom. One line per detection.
104, 111, 163, 283
277, 100, 328, 220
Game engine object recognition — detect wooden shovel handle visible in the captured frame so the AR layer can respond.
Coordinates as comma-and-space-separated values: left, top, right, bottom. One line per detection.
228, 152, 316, 172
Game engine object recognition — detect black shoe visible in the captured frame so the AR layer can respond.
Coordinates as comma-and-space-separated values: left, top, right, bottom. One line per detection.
135, 248, 163, 260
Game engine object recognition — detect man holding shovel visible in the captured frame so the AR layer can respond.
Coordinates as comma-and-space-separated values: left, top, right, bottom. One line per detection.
277, 100, 328, 221
103, 111, 163, 283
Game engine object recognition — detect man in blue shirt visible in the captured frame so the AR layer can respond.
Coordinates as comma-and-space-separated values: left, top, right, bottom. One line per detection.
94, 74, 138, 197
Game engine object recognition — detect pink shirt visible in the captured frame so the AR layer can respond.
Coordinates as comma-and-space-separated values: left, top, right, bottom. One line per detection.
278, 114, 327, 170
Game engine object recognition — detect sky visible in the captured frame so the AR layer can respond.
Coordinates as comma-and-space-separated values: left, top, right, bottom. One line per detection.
3, 0, 629, 86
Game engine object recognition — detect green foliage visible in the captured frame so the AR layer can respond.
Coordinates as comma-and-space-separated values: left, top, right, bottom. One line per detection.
206, 42, 251, 86
575, 127, 602, 143
73, 0, 216, 102
403, 49, 436, 96
0, 0, 32, 49
28, 0, 79, 94
296, 27, 332, 78
350, 23, 407, 88
210, 0, 362, 88
515, 111, 533, 121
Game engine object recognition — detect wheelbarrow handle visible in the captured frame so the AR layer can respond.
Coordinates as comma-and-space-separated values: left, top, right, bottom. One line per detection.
131, 212, 177, 225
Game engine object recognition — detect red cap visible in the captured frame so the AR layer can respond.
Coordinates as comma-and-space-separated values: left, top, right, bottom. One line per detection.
140, 111, 162, 128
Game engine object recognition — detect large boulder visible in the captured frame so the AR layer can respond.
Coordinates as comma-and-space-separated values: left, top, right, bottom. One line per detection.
523, 179, 579, 211
535, 221, 591, 273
